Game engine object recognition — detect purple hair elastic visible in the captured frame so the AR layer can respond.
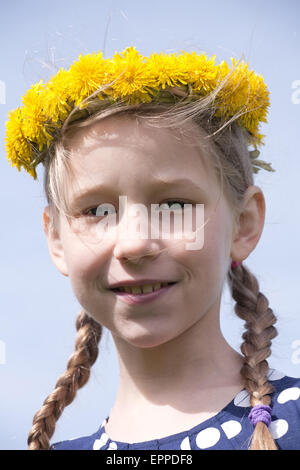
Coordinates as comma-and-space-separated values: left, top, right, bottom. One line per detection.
248, 404, 272, 427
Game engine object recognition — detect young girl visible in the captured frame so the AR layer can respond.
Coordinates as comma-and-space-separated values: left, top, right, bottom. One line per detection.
6, 47, 300, 450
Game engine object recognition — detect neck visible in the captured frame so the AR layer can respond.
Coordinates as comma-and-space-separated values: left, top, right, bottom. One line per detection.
109, 302, 244, 413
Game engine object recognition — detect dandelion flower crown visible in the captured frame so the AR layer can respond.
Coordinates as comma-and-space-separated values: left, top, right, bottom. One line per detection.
5, 46, 275, 180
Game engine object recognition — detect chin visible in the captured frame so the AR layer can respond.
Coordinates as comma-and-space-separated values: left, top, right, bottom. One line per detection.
115, 322, 181, 349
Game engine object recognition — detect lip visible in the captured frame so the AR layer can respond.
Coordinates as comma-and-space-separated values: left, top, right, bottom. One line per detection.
110, 282, 178, 305
108, 279, 178, 288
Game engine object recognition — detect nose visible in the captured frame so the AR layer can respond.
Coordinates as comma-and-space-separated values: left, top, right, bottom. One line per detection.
113, 238, 161, 265
113, 206, 162, 264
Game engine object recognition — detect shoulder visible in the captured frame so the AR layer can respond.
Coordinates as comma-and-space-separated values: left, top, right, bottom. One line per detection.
50, 432, 98, 450
267, 369, 300, 450
269, 369, 300, 402
50, 421, 105, 450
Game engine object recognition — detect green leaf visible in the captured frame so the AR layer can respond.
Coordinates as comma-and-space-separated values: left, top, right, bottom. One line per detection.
252, 159, 276, 173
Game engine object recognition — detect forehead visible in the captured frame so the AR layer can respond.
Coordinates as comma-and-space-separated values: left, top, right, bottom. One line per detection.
63, 113, 219, 197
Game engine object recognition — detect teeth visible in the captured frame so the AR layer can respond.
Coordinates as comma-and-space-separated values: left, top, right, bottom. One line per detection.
132, 286, 143, 294
117, 282, 170, 294
142, 284, 155, 294
153, 282, 162, 291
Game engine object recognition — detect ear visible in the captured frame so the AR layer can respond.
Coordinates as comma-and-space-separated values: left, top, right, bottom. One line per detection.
230, 185, 266, 263
42, 206, 69, 277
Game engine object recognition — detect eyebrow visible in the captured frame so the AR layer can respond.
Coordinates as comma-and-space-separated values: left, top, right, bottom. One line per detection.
71, 178, 205, 204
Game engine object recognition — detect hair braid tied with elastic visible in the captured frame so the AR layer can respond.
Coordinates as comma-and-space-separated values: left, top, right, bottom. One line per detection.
228, 263, 278, 450
27, 309, 102, 450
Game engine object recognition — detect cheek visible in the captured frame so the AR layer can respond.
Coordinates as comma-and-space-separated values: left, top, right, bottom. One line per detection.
61, 228, 107, 287
174, 213, 230, 288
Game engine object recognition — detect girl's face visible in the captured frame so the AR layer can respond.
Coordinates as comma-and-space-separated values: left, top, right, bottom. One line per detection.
44, 114, 238, 348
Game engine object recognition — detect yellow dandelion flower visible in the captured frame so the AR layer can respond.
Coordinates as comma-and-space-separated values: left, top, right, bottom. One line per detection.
42, 68, 72, 123
21, 81, 54, 150
237, 71, 270, 134
248, 128, 266, 147
215, 59, 251, 120
145, 51, 189, 90
67, 51, 110, 106
5, 107, 37, 178
107, 46, 156, 104
214, 58, 270, 144
178, 51, 218, 94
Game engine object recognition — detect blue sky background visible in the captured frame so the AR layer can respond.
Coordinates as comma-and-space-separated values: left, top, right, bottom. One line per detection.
0, 0, 299, 450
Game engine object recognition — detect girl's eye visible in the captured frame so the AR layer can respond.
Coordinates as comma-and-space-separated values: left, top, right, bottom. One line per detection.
84, 203, 115, 217
158, 200, 187, 210
83, 200, 190, 218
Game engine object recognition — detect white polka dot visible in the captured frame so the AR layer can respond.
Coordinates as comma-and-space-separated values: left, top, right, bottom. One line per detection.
234, 389, 251, 407
221, 420, 242, 439
267, 369, 286, 381
93, 432, 109, 450
196, 427, 221, 449
107, 441, 118, 450
269, 419, 289, 439
180, 436, 191, 450
277, 387, 300, 404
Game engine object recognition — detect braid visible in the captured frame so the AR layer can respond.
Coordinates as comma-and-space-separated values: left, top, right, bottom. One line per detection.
227, 263, 278, 450
27, 309, 102, 450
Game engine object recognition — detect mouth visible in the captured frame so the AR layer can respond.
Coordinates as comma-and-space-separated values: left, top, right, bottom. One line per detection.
110, 281, 177, 296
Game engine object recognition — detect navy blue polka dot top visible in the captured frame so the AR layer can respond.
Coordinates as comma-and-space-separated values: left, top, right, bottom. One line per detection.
50, 369, 300, 450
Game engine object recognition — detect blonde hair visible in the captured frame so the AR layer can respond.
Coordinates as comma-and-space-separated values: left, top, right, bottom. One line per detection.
28, 74, 278, 450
